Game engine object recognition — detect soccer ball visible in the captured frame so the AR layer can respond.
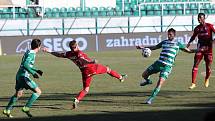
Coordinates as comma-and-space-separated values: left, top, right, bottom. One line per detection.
142, 48, 151, 57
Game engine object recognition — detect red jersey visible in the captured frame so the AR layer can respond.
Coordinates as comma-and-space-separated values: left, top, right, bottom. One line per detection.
64, 50, 93, 69
190, 23, 215, 48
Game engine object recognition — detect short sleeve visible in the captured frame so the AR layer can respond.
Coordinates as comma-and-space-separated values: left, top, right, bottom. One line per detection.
178, 42, 186, 49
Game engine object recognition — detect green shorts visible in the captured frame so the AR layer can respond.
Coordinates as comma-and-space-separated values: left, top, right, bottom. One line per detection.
15, 76, 38, 91
146, 61, 172, 80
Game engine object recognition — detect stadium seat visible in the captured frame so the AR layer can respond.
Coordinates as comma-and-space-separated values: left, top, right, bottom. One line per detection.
91, 7, 99, 17
67, 7, 76, 17
146, 5, 153, 10
35, 7, 42, 13
60, 7, 67, 17
141, 10, 146, 16
75, 7, 84, 17
107, 7, 115, 16
84, 7, 91, 17
131, 0, 138, 5
44, 8, 52, 18
52, 7, 60, 18
2, 8, 13, 19
99, 7, 107, 16
185, 9, 191, 15
124, 4, 132, 16
145, 0, 152, 2
138, 0, 145, 4
153, 0, 159, 2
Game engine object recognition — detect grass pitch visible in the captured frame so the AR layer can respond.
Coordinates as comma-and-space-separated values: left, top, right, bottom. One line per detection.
0, 50, 215, 121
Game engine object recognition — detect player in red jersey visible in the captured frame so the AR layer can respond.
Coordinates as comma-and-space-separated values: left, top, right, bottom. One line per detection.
187, 13, 215, 89
43, 40, 127, 109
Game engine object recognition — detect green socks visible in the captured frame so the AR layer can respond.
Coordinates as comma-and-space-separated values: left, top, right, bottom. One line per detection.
6, 96, 18, 110
149, 87, 161, 100
25, 93, 40, 108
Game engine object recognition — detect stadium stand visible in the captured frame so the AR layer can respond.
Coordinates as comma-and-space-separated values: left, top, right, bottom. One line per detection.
0, 0, 215, 19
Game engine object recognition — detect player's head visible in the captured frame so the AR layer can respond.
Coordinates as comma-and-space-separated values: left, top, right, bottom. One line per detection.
198, 13, 205, 24
69, 40, 79, 52
31, 38, 41, 52
167, 28, 176, 41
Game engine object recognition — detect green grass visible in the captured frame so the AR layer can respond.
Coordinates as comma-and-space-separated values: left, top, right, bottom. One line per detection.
0, 50, 215, 121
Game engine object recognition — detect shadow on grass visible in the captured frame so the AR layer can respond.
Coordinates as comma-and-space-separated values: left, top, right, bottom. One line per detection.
1, 90, 214, 101
0, 91, 215, 121
1, 109, 215, 121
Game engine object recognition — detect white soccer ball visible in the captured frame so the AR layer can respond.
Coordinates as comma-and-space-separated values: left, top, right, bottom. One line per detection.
142, 48, 151, 57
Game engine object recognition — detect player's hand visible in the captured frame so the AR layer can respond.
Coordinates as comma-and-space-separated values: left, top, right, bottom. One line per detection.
186, 43, 190, 48
36, 70, 43, 76
42, 47, 50, 53
93, 59, 98, 64
136, 46, 143, 49
33, 73, 39, 79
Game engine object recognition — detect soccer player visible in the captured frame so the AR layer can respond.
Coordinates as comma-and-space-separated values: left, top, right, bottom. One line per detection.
187, 13, 215, 89
43, 40, 127, 109
136, 28, 195, 104
3, 39, 43, 118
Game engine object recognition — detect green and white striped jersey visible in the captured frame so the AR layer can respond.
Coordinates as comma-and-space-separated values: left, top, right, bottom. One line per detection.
16, 50, 38, 78
156, 39, 185, 67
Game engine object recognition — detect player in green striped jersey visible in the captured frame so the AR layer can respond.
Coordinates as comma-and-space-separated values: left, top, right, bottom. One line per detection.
137, 28, 196, 104
3, 39, 43, 118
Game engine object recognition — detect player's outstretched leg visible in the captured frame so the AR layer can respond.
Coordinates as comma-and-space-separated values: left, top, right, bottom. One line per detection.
106, 67, 127, 82
22, 106, 32, 118
205, 58, 212, 88
22, 87, 41, 117
3, 109, 13, 118
3, 94, 19, 118
145, 87, 160, 104
140, 78, 152, 86
189, 53, 203, 89
119, 74, 128, 82
72, 98, 79, 109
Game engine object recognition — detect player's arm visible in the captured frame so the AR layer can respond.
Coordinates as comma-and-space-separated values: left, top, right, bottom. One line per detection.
136, 41, 162, 50
187, 27, 198, 48
180, 48, 197, 53
79, 57, 98, 64
179, 42, 196, 53
42, 47, 66, 58
49, 52, 65, 58
23, 53, 37, 76
209, 24, 215, 33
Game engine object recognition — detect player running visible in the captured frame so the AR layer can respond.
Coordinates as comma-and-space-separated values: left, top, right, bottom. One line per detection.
136, 28, 195, 104
3, 39, 43, 118
43, 40, 127, 109
187, 13, 215, 89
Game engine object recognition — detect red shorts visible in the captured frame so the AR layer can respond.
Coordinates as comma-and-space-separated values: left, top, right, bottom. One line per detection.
81, 64, 108, 88
194, 49, 213, 65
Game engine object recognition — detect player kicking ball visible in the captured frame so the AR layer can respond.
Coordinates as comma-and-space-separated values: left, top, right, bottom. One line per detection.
136, 28, 196, 104
3, 39, 43, 118
43, 40, 127, 109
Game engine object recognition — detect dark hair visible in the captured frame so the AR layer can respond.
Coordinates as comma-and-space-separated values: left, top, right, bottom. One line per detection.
198, 13, 205, 18
31, 38, 41, 50
167, 28, 176, 35
69, 40, 77, 50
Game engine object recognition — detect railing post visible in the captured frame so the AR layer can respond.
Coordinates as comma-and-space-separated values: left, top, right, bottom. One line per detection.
26, 0, 31, 5
80, 0, 86, 11
128, 16, 130, 33
161, 15, 163, 32
95, 17, 98, 34
192, 15, 194, 31
62, 18, 65, 35
27, 18, 30, 36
